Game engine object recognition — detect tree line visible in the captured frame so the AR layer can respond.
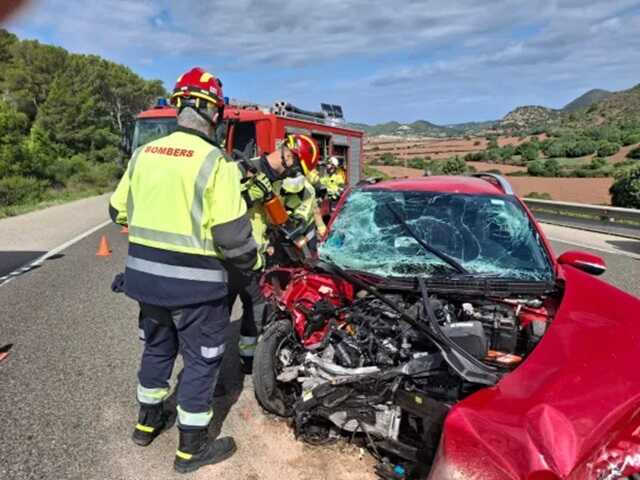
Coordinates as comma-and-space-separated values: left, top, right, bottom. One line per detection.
0, 29, 165, 214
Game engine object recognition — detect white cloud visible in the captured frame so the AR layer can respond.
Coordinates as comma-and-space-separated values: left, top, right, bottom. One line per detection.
7, 0, 640, 123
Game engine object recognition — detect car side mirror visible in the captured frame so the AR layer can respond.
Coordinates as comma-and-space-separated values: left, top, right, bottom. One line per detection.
557, 251, 606, 276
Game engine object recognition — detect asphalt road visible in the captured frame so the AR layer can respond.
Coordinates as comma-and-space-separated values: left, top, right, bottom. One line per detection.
0, 224, 372, 480
0, 220, 637, 479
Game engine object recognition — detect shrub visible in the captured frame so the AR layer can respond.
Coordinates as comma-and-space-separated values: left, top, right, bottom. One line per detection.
543, 159, 561, 177
590, 157, 607, 170
67, 162, 122, 189
521, 146, 539, 162
587, 126, 623, 144
487, 136, 499, 149
380, 153, 397, 166
527, 159, 560, 177
628, 147, 640, 160
0, 175, 48, 206
610, 165, 640, 208
596, 142, 621, 158
484, 148, 501, 162
442, 156, 467, 175
499, 145, 515, 161
473, 140, 481, 146
407, 157, 424, 169
565, 139, 598, 158
526, 191, 552, 200
464, 151, 486, 162
527, 160, 545, 176
621, 133, 640, 146
543, 140, 569, 158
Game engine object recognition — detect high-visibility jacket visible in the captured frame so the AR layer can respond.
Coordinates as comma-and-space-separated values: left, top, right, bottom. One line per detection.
110, 127, 258, 306
240, 156, 317, 247
319, 172, 345, 199
274, 175, 316, 229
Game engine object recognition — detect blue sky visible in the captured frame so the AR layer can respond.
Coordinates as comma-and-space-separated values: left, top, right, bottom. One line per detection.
5, 0, 640, 124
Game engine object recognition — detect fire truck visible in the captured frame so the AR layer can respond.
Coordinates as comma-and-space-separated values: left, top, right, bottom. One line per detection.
129, 98, 365, 186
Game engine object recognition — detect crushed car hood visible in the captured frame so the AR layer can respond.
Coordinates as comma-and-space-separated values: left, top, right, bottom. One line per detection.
429, 265, 640, 480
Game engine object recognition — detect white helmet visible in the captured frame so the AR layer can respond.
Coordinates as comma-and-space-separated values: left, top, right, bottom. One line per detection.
328, 156, 340, 168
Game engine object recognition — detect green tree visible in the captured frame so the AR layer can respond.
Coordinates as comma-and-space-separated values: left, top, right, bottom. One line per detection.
407, 157, 424, 169
3, 39, 68, 120
0, 100, 29, 177
628, 147, 640, 159
515, 141, 540, 160
542, 159, 561, 177
442, 156, 467, 175
527, 160, 545, 176
380, 153, 397, 165
610, 165, 640, 208
565, 139, 598, 158
521, 145, 539, 162
621, 133, 640, 146
596, 142, 620, 158
0, 29, 18, 82
499, 145, 515, 161
590, 157, 607, 169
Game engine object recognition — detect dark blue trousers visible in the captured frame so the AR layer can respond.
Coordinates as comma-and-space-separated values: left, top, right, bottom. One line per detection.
137, 298, 229, 427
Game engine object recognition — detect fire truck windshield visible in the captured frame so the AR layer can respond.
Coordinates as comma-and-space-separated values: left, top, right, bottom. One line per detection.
132, 118, 177, 150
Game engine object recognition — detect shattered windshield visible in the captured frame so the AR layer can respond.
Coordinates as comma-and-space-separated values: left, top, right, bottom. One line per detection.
320, 189, 553, 281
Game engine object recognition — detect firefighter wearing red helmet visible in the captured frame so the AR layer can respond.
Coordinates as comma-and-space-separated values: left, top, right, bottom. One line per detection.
110, 67, 256, 473
241, 133, 320, 255
228, 134, 321, 372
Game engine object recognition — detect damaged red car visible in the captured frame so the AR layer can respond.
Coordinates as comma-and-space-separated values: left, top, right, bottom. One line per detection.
252, 173, 640, 480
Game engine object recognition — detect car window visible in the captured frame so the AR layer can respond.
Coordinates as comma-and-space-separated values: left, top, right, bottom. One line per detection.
320, 189, 553, 281
132, 118, 177, 150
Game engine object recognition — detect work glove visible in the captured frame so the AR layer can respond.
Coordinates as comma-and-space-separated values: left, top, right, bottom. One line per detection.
245, 172, 273, 204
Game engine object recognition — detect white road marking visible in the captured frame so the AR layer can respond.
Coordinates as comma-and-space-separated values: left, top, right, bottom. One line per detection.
0, 220, 112, 287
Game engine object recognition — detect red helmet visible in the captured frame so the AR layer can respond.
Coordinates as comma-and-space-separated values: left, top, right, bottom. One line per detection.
285, 134, 319, 175
170, 67, 224, 110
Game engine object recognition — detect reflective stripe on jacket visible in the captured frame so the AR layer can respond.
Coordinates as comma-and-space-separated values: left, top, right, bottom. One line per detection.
109, 128, 257, 306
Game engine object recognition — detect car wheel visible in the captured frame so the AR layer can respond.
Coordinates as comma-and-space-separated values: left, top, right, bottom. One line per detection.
253, 320, 301, 417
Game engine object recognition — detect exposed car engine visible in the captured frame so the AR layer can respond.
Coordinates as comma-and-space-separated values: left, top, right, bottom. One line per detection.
254, 266, 555, 479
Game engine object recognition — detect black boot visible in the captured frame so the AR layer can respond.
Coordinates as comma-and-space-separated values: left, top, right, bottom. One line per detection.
174, 428, 236, 474
131, 403, 175, 447
240, 356, 253, 375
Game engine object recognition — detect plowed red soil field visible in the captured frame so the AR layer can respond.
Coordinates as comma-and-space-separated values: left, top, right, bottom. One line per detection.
374, 166, 613, 204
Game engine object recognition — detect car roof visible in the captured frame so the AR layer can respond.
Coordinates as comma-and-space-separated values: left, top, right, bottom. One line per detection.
363, 175, 510, 196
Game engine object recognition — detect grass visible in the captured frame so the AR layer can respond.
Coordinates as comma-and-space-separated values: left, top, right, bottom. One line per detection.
0, 184, 115, 220
363, 165, 392, 180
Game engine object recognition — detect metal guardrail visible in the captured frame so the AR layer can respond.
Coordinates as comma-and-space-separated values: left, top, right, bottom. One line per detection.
523, 198, 640, 240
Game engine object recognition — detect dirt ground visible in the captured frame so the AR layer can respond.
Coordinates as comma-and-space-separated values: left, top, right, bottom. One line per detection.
374, 165, 613, 204
364, 135, 542, 162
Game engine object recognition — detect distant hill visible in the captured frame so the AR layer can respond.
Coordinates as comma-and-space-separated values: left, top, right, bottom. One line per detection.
350, 120, 454, 137
351, 119, 498, 138
585, 83, 640, 119
499, 105, 560, 130
355, 84, 639, 138
562, 89, 613, 112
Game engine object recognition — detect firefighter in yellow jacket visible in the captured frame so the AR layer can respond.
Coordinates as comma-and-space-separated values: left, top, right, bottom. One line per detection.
228, 134, 320, 372
110, 68, 256, 474
320, 156, 346, 201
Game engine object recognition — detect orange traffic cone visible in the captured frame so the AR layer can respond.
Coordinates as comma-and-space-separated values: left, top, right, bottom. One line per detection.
96, 235, 112, 257
120, 225, 129, 234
